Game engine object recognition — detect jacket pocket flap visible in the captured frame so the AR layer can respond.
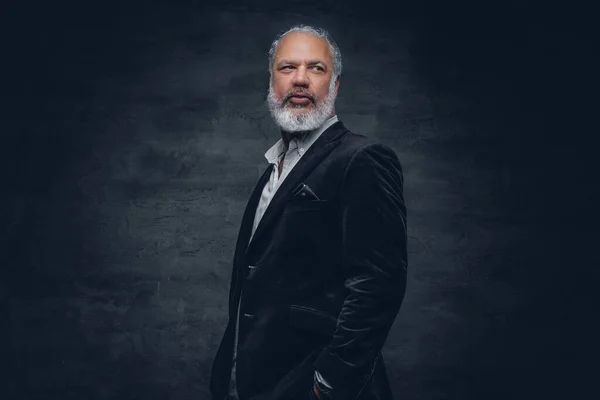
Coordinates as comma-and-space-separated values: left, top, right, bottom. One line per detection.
289, 305, 337, 336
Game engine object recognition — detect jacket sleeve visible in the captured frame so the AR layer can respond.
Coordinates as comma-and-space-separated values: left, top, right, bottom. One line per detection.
315, 370, 333, 388
313, 142, 408, 400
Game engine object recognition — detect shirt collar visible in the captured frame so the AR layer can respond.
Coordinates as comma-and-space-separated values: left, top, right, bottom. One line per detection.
264, 114, 339, 164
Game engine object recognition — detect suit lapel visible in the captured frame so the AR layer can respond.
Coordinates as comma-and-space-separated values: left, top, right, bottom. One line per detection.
245, 121, 348, 258
233, 163, 274, 268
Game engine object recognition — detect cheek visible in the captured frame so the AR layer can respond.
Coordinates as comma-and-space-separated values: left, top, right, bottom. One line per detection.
272, 79, 288, 93
273, 87, 288, 101
315, 89, 328, 102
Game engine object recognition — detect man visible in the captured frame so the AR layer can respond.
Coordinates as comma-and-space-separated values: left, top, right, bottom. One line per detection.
210, 25, 407, 400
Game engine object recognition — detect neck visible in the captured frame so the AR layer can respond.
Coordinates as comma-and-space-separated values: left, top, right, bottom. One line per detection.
281, 129, 311, 150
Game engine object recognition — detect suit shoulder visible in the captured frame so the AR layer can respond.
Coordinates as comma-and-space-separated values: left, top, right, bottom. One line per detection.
338, 130, 399, 161
337, 131, 373, 154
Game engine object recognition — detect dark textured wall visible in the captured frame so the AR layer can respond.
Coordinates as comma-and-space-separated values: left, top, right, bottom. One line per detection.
1, 1, 592, 399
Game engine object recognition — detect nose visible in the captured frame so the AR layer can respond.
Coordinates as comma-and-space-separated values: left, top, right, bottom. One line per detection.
291, 66, 309, 87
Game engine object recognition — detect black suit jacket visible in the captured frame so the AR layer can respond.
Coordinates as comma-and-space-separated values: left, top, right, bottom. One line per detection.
210, 120, 407, 400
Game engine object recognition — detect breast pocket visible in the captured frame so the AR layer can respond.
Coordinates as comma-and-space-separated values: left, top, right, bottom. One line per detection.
280, 199, 334, 254
286, 199, 329, 212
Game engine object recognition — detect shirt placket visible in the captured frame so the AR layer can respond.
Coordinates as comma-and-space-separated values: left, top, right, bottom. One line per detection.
277, 139, 299, 186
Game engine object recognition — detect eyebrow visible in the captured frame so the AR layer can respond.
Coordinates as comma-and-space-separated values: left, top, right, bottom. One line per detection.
276, 59, 327, 67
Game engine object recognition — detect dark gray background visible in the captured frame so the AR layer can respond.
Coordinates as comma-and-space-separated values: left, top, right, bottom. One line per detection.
1, 1, 594, 399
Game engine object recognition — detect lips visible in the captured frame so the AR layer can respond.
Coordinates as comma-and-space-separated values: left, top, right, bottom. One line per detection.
288, 94, 312, 104
290, 93, 311, 99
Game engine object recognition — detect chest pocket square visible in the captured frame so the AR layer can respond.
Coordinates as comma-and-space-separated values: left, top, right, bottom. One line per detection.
292, 182, 320, 200
288, 183, 328, 211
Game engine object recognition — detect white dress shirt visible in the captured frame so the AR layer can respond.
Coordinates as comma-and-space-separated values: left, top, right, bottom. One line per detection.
227, 115, 338, 399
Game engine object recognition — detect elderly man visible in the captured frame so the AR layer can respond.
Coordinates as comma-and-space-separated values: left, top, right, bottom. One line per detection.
209, 25, 407, 400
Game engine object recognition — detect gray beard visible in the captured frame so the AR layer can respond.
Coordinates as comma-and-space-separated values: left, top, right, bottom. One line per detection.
266, 77, 337, 133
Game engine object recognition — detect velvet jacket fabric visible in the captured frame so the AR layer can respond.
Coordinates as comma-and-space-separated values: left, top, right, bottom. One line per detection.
209, 120, 407, 400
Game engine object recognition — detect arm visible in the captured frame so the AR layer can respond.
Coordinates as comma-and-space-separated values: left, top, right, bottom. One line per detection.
313, 143, 408, 400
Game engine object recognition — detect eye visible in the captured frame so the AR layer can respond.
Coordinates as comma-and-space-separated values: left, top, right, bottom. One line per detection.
313, 66, 324, 71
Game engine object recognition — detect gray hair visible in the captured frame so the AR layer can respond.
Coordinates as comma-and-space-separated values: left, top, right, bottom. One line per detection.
268, 24, 343, 82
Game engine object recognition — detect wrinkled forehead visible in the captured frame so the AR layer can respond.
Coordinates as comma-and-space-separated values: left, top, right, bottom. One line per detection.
274, 32, 333, 66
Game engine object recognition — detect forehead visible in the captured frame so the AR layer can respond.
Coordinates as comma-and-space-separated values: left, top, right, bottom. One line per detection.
274, 32, 332, 64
